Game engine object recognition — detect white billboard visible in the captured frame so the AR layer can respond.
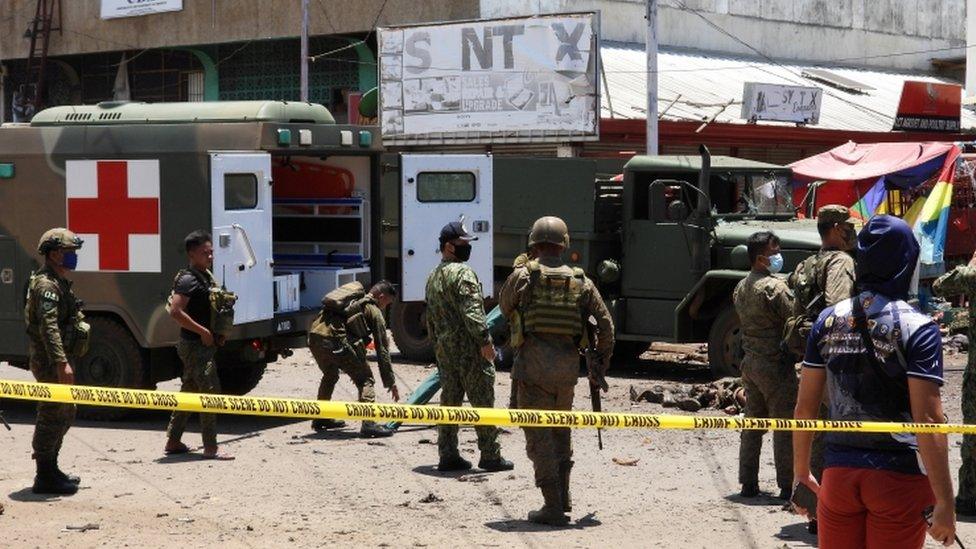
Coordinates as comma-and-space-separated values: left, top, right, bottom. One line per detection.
101, 0, 183, 20
741, 82, 822, 125
378, 12, 600, 144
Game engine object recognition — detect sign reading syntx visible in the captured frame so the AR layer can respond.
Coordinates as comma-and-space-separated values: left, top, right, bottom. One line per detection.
378, 13, 599, 144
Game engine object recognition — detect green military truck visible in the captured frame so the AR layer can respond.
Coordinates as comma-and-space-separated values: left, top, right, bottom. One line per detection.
0, 101, 386, 416
384, 147, 822, 377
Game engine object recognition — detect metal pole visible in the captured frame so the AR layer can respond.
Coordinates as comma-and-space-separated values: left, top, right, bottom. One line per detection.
646, 0, 659, 155
300, 0, 310, 102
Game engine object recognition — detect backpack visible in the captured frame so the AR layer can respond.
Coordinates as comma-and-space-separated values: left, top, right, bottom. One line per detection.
783, 253, 833, 358
512, 260, 586, 348
320, 282, 371, 342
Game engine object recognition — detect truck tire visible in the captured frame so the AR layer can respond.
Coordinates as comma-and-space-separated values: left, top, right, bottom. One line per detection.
707, 306, 742, 379
74, 316, 147, 420
390, 301, 435, 362
216, 359, 267, 396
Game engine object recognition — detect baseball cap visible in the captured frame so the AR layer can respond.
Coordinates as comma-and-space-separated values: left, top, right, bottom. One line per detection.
439, 221, 478, 246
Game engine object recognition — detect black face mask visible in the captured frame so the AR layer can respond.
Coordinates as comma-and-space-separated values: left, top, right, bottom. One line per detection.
452, 243, 472, 261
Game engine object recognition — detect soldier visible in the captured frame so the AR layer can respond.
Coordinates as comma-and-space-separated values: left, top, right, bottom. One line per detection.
933, 247, 976, 516
499, 216, 614, 526
26, 228, 87, 495
733, 231, 797, 499
308, 280, 400, 437
163, 231, 234, 460
425, 221, 513, 473
785, 204, 857, 358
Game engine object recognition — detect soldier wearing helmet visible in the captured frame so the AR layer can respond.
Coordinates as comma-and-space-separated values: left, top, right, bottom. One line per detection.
499, 216, 615, 526
25, 227, 86, 495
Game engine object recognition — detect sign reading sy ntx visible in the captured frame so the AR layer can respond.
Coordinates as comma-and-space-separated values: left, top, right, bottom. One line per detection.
741, 82, 822, 125
378, 13, 599, 143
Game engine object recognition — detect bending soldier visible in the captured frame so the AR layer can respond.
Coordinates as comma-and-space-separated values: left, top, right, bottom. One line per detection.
425, 221, 513, 473
308, 280, 400, 437
734, 231, 797, 500
499, 216, 614, 526
26, 228, 88, 495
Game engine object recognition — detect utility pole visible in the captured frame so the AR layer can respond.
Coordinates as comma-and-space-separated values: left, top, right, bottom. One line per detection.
300, 0, 310, 102
646, 0, 659, 155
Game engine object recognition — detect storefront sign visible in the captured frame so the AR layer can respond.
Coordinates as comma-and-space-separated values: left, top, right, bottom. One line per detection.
101, 0, 183, 20
378, 12, 599, 144
741, 82, 822, 125
893, 81, 961, 132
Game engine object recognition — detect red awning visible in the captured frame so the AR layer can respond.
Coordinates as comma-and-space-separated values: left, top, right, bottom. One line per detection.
788, 141, 956, 180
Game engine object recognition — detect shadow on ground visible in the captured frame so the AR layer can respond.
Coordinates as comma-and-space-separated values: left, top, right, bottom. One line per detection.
485, 512, 602, 532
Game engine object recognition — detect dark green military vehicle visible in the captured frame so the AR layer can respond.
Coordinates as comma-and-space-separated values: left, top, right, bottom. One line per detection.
0, 101, 384, 416
385, 147, 822, 377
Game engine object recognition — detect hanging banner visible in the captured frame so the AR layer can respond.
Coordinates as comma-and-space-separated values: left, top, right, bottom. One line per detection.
893, 81, 962, 132
378, 12, 600, 145
101, 0, 183, 20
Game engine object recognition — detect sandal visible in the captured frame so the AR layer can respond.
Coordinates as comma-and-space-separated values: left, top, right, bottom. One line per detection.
164, 442, 191, 455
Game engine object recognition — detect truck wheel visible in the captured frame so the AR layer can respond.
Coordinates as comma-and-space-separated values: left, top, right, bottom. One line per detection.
216, 358, 267, 396
707, 306, 742, 379
74, 316, 147, 420
390, 301, 435, 362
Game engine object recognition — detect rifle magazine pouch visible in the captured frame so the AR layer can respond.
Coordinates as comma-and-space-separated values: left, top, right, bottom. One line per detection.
210, 287, 238, 338
68, 320, 91, 358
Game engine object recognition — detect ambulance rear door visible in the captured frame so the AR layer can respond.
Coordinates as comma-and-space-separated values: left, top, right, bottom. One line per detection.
399, 154, 493, 302
210, 152, 274, 324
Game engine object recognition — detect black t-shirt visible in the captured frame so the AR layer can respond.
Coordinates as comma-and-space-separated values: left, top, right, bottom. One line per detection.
174, 268, 212, 340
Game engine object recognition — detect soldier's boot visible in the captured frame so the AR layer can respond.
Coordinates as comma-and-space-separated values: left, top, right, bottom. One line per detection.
478, 456, 514, 472
360, 421, 394, 438
32, 457, 78, 495
53, 456, 81, 485
740, 482, 760, 498
438, 455, 473, 472
560, 460, 574, 512
527, 482, 570, 526
311, 418, 347, 431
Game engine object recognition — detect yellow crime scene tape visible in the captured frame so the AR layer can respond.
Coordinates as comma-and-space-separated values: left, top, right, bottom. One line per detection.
0, 378, 973, 435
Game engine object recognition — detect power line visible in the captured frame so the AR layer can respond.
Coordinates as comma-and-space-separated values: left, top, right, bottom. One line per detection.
308, 0, 387, 61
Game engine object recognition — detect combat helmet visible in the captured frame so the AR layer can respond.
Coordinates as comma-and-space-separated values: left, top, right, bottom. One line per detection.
37, 228, 83, 255
528, 216, 570, 248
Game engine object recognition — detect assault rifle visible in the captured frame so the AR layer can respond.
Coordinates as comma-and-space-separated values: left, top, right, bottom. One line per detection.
584, 319, 608, 450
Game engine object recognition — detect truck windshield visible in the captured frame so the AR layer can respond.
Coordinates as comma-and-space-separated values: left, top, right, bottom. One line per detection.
726, 173, 793, 216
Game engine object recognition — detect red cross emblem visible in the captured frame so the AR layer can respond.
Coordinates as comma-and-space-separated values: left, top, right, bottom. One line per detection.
66, 160, 161, 272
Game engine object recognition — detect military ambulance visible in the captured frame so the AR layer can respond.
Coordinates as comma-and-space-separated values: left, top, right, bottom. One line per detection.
0, 101, 398, 416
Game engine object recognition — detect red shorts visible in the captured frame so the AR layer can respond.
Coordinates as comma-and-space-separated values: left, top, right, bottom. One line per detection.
818, 467, 935, 549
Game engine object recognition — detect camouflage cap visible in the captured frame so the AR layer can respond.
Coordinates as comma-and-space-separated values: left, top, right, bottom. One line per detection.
37, 228, 83, 255
816, 205, 857, 225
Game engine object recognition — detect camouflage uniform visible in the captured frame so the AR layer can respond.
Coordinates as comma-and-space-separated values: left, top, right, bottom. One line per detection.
166, 269, 221, 448
499, 255, 614, 494
933, 264, 976, 506
308, 294, 395, 405
733, 270, 797, 492
425, 260, 501, 462
25, 266, 82, 461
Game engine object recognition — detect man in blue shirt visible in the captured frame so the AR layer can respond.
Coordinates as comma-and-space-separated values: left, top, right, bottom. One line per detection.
792, 215, 955, 548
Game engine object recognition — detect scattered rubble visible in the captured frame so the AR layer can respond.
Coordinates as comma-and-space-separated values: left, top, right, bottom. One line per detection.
630, 377, 745, 415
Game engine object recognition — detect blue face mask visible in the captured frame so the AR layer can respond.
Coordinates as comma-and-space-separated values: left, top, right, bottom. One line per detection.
62, 251, 79, 270
767, 253, 783, 274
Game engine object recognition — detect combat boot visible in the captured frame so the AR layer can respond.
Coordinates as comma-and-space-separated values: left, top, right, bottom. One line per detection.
437, 455, 473, 472
32, 457, 78, 495
560, 460, 574, 512
54, 456, 81, 485
360, 421, 394, 438
527, 482, 570, 526
311, 418, 346, 431
479, 456, 514, 472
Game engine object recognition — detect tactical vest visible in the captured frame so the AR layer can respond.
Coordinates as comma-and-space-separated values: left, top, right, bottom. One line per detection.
516, 260, 586, 345
165, 269, 238, 338
320, 282, 371, 342
783, 251, 846, 357
25, 271, 90, 358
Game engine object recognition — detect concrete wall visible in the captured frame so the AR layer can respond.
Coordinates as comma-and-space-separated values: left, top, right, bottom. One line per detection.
481, 0, 966, 71
0, 0, 479, 61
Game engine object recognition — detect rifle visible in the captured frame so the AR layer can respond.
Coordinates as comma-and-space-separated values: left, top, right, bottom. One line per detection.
584, 319, 608, 450
0, 410, 10, 431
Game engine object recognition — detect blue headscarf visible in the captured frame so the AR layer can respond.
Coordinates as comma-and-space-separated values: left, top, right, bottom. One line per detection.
855, 215, 919, 300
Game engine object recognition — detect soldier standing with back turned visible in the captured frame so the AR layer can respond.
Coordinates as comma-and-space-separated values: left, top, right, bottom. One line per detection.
499, 216, 614, 526
425, 221, 513, 473
933, 247, 976, 516
26, 228, 88, 495
734, 231, 796, 500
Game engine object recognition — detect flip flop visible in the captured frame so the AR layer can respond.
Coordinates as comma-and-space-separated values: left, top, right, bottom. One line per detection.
164, 443, 191, 455
201, 452, 235, 461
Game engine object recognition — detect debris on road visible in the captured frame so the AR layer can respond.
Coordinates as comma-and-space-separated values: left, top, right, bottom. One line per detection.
456, 474, 488, 483
612, 457, 640, 466
63, 523, 100, 532
419, 493, 443, 503
630, 378, 745, 415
